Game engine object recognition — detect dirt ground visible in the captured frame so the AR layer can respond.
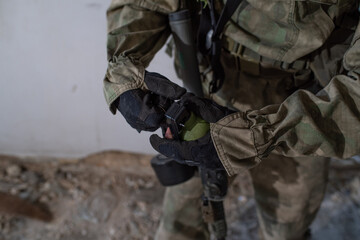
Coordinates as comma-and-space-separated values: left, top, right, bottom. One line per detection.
0, 152, 359, 240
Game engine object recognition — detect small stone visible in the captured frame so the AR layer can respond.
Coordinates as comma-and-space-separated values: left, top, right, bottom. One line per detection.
59, 179, 74, 190
125, 177, 137, 188
145, 181, 154, 189
69, 188, 82, 199
18, 189, 31, 199
151, 209, 161, 221
237, 195, 247, 203
10, 188, 18, 195
65, 172, 73, 180
79, 191, 117, 223
138, 179, 145, 186
6, 165, 21, 178
48, 191, 56, 199
109, 227, 115, 236
330, 192, 343, 203
21, 171, 40, 185
137, 201, 147, 212
9, 183, 28, 197
40, 182, 51, 192
39, 195, 50, 203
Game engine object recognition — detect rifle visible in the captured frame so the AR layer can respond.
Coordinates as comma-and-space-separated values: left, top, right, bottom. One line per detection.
150, 9, 228, 240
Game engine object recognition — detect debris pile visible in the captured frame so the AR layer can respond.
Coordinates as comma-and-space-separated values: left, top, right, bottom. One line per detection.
0, 153, 359, 240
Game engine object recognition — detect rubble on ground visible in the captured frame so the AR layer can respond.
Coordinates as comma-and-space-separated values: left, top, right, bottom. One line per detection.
0, 152, 359, 240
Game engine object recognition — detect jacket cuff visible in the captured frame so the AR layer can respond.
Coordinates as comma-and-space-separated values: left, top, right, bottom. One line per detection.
103, 56, 145, 114
210, 112, 261, 176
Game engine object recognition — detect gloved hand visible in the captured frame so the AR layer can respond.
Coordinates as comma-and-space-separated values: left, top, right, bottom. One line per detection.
150, 94, 235, 170
178, 93, 234, 123
115, 71, 186, 132
150, 132, 223, 170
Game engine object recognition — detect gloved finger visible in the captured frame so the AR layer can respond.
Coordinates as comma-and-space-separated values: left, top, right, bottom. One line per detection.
144, 71, 186, 100
118, 90, 164, 132
180, 93, 233, 123
153, 95, 172, 113
149, 134, 199, 166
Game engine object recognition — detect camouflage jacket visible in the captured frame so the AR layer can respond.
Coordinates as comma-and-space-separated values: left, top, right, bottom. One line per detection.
104, 0, 360, 176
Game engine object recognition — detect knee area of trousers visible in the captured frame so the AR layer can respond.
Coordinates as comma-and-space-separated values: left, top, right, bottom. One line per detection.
258, 212, 312, 240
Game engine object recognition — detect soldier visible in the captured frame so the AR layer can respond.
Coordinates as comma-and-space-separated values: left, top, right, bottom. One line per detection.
103, 1, 360, 239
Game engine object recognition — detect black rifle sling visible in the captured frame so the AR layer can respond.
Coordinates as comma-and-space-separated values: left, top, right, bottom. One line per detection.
198, 0, 243, 93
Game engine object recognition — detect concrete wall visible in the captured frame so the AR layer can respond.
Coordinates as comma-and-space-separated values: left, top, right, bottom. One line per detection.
0, 0, 181, 158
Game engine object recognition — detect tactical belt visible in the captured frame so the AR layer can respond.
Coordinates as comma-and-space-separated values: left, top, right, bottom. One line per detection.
222, 37, 309, 76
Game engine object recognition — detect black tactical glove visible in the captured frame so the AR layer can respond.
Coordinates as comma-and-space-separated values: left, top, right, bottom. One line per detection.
150, 132, 223, 170
179, 93, 234, 123
150, 94, 234, 170
116, 71, 186, 132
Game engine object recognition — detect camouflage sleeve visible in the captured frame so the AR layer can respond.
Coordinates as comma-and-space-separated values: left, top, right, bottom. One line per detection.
211, 21, 360, 177
103, 0, 178, 114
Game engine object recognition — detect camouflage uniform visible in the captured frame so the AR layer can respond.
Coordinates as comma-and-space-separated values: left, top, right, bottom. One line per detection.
104, 0, 360, 239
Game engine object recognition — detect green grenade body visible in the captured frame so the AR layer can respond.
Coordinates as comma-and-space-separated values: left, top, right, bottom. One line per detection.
180, 112, 210, 141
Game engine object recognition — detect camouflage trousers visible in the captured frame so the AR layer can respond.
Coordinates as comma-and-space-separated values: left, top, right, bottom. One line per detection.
155, 50, 330, 240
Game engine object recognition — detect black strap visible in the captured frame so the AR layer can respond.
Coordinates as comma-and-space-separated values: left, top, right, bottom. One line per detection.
198, 0, 243, 93
213, 0, 244, 40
